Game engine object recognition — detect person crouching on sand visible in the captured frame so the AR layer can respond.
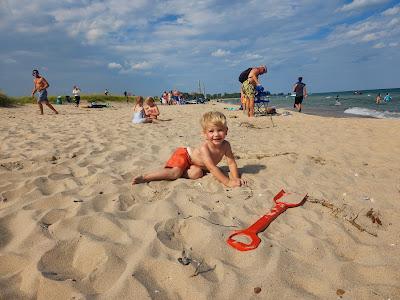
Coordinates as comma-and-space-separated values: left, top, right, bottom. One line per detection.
132, 111, 247, 187
144, 97, 160, 119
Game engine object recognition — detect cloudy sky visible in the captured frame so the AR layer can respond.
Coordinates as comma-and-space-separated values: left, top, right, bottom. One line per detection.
0, 0, 399, 96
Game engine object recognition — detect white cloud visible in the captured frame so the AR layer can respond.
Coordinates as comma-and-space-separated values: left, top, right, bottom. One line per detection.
337, 0, 388, 12
361, 33, 378, 41
1, 0, 400, 96
244, 53, 262, 60
373, 42, 385, 48
3, 57, 17, 64
108, 62, 122, 69
86, 28, 105, 42
130, 61, 151, 70
211, 49, 231, 57
382, 5, 400, 16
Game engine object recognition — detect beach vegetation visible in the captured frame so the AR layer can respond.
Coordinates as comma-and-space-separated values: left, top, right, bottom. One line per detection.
0, 91, 15, 107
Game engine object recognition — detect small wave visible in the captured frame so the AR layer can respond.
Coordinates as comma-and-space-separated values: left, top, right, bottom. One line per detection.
344, 107, 400, 119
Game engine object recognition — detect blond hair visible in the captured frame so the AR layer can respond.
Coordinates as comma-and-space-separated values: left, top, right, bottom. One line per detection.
135, 96, 144, 104
200, 111, 227, 131
145, 97, 155, 105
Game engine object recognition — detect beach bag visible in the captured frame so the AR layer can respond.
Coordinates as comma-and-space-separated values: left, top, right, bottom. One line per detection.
238, 68, 252, 83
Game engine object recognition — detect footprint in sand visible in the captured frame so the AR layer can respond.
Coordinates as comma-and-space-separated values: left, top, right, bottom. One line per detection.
309, 156, 326, 165
37, 236, 126, 293
154, 218, 185, 251
0, 253, 29, 277
40, 209, 67, 227
77, 215, 131, 244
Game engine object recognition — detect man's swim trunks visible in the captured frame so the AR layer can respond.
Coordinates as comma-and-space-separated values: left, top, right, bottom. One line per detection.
242, 79, 256, 98
165, 147, 192, 171
294, 96, 303, 105
37, 89, 48, 102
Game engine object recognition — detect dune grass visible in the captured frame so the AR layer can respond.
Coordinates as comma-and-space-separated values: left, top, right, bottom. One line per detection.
1, 93, 161, 106
0, 91, 15, 107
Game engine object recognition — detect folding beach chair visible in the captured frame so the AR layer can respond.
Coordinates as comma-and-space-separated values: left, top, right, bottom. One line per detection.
254, 86, 276, 127
254, 86, 270, 116
255, 96, 270, 115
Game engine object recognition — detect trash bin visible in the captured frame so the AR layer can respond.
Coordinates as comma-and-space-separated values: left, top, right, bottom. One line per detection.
65, 95, 71, 103
56, 96, 62, 105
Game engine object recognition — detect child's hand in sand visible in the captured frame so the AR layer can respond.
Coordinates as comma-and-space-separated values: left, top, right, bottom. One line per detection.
228, 178, 247, 187
132, 175, 146, 185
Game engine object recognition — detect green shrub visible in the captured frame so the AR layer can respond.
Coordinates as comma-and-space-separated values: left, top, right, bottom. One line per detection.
9, 93, 164, 105
0, 91, 14, 107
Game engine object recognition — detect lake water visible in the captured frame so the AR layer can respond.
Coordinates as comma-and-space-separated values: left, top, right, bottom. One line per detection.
222, 88, 400, 119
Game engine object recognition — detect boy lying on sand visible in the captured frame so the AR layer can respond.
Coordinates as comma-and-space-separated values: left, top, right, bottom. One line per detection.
132, 111, 246, 187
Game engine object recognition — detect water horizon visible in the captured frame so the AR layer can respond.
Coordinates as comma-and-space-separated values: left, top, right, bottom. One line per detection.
220, 87, 400, 119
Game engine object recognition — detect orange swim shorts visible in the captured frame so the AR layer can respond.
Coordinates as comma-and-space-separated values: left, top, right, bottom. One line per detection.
165, 147, 192, 170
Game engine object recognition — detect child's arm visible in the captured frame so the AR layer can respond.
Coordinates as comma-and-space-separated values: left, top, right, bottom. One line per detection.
225, 143, 246, 187
225, 143, 239, 179
200, 144, 242, 187
154, 105, 160, 116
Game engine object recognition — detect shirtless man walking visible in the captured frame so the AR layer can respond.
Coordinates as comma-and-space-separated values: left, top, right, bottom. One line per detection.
241, 65, 267, 117
31, 70, 58, 115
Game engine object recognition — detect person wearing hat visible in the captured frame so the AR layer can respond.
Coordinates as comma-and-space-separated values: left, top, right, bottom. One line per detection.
31, 69, 58, 115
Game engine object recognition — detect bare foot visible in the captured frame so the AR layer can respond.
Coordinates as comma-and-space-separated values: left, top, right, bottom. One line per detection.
132, 175, 147, 184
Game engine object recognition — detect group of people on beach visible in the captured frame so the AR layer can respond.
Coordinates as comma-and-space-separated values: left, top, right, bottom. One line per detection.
160, 90, 185, 105
29, 65, 299, 188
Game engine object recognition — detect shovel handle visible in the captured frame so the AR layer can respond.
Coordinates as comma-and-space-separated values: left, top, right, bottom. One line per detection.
226, 230, 261, 251
226, 204, 286, 251
226, 190, 308, 252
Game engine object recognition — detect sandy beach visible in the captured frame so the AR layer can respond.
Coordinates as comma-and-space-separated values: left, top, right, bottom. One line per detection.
0, 102, 399, 299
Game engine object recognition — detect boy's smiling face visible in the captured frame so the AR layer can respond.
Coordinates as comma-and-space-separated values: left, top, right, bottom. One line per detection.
203, 124, 228, 145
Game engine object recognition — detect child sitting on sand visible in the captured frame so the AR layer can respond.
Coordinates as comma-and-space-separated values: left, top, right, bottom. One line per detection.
144, 97, 160, 119
132, 111, 246, 187
132, 96, 153, 124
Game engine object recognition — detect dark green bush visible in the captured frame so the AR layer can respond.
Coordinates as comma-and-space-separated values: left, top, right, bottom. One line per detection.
0, 91, 14, 107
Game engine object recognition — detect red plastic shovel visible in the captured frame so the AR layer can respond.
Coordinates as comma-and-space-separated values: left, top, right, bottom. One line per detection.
227, 189, 307, 251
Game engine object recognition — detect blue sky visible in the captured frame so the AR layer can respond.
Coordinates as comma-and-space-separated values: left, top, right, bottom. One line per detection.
0, 0, 399, 96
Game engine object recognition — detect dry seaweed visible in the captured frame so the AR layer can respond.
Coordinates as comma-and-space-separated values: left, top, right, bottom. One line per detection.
235, 152, 297, 160
366, 208, 382, 225
308, 196, 378, 237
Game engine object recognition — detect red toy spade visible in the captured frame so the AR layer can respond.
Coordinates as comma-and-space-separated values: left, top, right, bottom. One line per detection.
227, 189, 307, 251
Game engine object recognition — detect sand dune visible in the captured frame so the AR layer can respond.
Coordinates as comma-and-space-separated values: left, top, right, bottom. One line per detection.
1, 102, 399, 299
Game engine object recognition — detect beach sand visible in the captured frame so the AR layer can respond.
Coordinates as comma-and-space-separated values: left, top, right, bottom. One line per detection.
1, 102, 399, 299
